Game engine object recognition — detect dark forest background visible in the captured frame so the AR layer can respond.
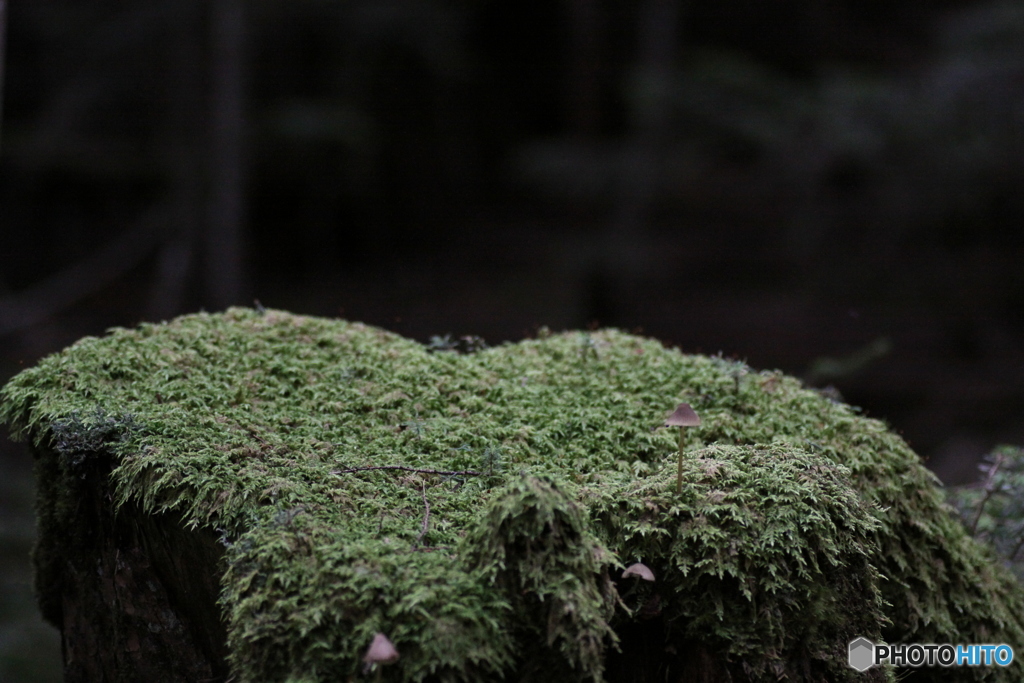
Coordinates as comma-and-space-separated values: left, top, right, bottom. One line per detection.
2, 0, 1023, 679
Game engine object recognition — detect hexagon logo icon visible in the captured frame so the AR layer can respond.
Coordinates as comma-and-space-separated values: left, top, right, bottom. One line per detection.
848, 637, 875, 672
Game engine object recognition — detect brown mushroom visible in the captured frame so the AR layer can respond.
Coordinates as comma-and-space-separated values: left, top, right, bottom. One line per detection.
664, 403, 701, 493
622, 562, 655, 581
664, 403, 701, 429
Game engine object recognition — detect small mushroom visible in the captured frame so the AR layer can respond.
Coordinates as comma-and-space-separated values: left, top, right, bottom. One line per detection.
363, 632, 400, 671
622, 562, 655, 581
664, 403, 701, 493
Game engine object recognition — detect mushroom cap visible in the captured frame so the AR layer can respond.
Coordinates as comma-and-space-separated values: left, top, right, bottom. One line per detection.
622, 562, 656, 581
664, 402, 701, 427
363, 632, 400, 666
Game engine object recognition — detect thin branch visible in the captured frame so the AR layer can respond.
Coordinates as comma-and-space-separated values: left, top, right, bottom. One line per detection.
1010, 533, 1024, 563
413, 482, 430, 549
968, 494, 992, 537
244, 426, 269, 446
969, 452, 1005, 536
331, 465, 482, 477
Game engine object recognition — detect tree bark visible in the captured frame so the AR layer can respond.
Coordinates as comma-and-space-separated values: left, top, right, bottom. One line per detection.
207, 0, 247, 311
39, 446, 228, 683
0, 0, 7, 153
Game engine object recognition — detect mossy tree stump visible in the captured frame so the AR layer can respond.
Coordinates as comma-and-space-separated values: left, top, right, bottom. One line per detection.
2, 309, 1022, 682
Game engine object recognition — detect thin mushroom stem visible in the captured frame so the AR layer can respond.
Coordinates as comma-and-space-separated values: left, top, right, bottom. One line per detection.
676, 427, 684, 493
662, 402, 700, 494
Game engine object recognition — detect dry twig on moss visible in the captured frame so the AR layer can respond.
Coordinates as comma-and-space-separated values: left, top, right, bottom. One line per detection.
330, 465, 482, 477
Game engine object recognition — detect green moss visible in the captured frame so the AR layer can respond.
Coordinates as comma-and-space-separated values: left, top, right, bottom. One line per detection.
2, 308, 1022, 681
586, 443, 886, 681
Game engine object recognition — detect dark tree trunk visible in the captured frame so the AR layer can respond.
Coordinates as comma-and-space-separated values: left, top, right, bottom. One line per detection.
207, 0, 247, 311
41, 446, 228, 683
0, 0, 7, 153
147, 0, 205, 322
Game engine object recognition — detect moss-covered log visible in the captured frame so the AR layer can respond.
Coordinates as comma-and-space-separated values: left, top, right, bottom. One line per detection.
2, 308, 1022, 682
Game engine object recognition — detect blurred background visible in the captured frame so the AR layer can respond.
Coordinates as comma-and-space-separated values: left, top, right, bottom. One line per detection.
1, 0, 1023, 679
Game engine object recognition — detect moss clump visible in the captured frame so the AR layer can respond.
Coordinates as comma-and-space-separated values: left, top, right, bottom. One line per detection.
586, 443, 886, 681
2, 308, 1022, 682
